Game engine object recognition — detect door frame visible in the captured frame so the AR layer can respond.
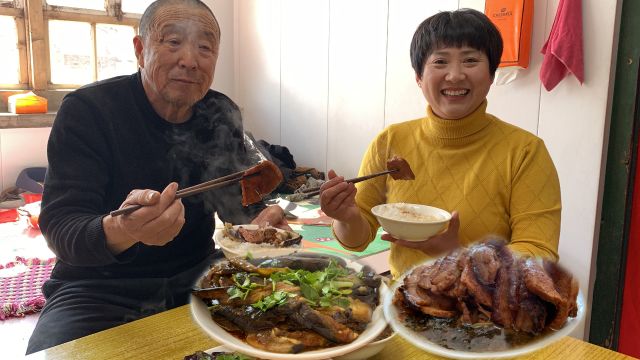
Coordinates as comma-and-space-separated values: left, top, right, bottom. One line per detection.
590, 0, 640, 349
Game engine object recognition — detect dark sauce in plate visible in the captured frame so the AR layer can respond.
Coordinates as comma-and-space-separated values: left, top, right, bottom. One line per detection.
398, 305, 550, 352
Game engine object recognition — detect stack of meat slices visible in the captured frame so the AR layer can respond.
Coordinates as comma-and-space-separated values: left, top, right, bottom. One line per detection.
394, 239, 579, 335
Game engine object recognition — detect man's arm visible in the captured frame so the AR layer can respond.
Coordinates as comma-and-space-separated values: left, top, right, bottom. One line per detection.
40, 95, 127, 266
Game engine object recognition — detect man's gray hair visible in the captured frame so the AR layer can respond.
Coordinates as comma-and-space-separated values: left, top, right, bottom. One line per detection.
138, 0, 220, 43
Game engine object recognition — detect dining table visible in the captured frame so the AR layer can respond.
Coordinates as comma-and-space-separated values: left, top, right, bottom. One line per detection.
25, 303, 634, 360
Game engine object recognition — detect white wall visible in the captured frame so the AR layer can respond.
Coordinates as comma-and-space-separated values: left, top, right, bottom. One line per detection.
206, 0, 235, 96
231, 0, 623, 340
0, 128, 50, 191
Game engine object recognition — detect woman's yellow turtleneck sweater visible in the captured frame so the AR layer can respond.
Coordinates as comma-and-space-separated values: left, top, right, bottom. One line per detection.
340, 101, 561, 278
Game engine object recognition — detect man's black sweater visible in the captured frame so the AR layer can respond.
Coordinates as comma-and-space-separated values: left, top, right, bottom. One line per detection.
41, 72, 263, 280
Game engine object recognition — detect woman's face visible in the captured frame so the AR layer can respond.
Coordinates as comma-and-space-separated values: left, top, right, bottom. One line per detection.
417, 46, 493, 120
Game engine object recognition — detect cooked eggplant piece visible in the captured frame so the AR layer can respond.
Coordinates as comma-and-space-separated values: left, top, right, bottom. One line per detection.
250, 253, 347, 272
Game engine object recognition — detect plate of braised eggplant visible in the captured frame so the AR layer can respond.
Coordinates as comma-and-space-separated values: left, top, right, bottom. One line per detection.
383, 238, 584, 359
191, 252, 388, 360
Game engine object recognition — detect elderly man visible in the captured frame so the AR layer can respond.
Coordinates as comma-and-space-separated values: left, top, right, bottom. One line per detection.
26, 0, 286, 353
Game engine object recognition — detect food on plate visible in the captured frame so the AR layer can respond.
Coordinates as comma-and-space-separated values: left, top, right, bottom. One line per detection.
374, 203, 444, 223
240, 161, 283, 206
392, 238, 579, 352
386, 156, 415, 180
184, 350, 255, 360
193, 253, 382, 354
222, 223, 302, 247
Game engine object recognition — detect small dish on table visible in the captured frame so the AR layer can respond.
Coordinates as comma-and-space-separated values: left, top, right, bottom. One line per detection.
215, 223, 302, 258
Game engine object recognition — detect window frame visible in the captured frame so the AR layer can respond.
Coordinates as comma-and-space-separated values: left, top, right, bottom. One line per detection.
0, 0, 29, 89
0, 0, 141, 91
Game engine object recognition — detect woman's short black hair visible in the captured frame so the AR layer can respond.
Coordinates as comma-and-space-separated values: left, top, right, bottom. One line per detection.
410, 8, 503, 77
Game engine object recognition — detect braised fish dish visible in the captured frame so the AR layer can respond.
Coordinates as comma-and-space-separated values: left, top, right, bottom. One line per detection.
193, 253, 382, 354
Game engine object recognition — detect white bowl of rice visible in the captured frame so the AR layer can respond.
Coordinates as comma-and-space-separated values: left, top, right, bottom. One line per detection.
371, 203, 451, 242
214, 224, 303, 258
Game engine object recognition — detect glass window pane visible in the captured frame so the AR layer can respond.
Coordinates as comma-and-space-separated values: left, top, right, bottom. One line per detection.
49, 20, 93, 84
0, 16, 20, 84
96, 24, 137, 81
46, 0, 104, 11
121, 0, 155, 14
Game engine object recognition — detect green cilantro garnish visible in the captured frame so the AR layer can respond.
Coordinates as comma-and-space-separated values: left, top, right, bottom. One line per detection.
226, 259, 355, 312
252, 290, 296, 312
268, 259, 353, 308
227, 273, 263, 301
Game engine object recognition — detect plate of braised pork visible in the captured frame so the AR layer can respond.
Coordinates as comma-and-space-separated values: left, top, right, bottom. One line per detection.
215, 223, 303, 258
191, 253, 388, 360
383, 238, 584, 359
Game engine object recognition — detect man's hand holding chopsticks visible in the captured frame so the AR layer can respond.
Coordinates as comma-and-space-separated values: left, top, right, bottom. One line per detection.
103, 182, 185, 255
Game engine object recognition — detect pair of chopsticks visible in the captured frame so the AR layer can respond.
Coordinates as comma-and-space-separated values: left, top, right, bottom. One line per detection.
300, 168, 399, 198
110, 170, 255, 217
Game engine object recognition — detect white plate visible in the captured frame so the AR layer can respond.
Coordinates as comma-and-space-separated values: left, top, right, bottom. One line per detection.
214, 224, 302, 258
383, 263, 585, 360
191, 257, 389, 360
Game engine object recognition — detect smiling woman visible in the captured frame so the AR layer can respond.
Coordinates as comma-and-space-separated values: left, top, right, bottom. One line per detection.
319, 8, 562, 280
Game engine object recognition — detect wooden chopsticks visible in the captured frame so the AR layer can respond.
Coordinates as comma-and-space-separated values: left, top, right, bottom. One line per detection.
110, 170, 253, 217
300, 168, 399, 198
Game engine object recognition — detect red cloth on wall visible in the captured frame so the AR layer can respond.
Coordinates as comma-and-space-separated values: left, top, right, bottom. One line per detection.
619, 138, 640, 357
540, 0, 584, 91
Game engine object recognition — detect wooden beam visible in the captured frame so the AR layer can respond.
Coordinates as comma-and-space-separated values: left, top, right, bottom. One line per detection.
590, 0, 640, 350
25, 0, 47, 90
45, 11, 138, 26
0, 7, 22, 17
15, 16, 29, 85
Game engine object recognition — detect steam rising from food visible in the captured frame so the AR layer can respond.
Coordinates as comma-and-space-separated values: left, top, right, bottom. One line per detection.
163, 93, 280, 221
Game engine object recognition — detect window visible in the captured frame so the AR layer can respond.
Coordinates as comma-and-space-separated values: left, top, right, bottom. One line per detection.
0, 0, 155, 91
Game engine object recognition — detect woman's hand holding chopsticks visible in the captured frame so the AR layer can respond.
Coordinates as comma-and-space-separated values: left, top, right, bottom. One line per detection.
319, 170, 371, 249
103, 182, 185, 255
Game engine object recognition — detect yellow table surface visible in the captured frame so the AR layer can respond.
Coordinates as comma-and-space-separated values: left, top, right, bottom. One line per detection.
25, 305, 634, 360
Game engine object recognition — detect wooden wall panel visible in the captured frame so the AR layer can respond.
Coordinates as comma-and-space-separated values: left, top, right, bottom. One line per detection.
207, 0, 235, 97
235, 0, 282, 144
385, 0, 458, 127
327, 0, 388, 179
537, 0, 620, 340
483, 0, 546, 135
279, 0, 329, 171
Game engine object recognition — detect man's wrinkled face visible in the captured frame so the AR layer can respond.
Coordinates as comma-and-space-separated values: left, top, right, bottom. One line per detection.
135, 4, 219, 113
